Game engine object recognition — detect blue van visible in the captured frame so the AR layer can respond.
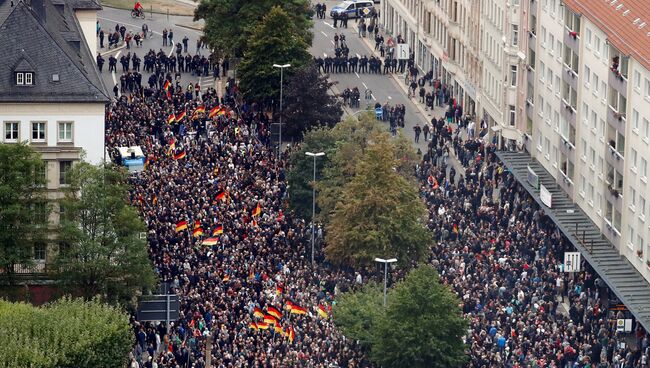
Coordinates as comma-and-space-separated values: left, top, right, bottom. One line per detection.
330, 0, 374, 18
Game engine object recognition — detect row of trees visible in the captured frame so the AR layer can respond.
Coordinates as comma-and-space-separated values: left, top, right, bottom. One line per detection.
287, 116, 468, 366
195, 1, 343, 138
0, 143, 156, 307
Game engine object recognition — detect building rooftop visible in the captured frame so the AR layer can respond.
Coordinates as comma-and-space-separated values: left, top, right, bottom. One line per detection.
564, 0, 650, 72
0, 0, 108, 103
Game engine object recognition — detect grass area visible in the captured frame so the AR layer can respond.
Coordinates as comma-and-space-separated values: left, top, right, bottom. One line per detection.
100, 0, 196, 17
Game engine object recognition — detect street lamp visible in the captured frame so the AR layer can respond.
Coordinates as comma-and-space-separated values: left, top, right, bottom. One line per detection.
273, 63, 291, 160
305, 151, 325, 266
374, 257, 397, 307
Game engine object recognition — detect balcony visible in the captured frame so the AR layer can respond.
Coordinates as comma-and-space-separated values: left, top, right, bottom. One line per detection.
563, 28, 580, 53
527, 65, 535, 86
609, 55, 629, 99
528, 30, 537, 51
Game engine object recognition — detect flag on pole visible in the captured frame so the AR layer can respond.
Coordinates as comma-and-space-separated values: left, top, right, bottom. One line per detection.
208, 106, 221, 118
194, 105, 205, 114
167, 113, 176, 124
276, 285, 283, 295
202, 237, 218, 246
317, 305, 328, 319
176, 109, 186, 122
192, 227, 204, 237
289, 304, 307, 315
175, 220, 188, 232
215, 190, 226, 202
248, 322, 258, 330
253, 307, 264, 318
213, 224, 224, 235
222, 274, 230, 282
173, 151, 186, 160
288, 326, 295, 343
256, 322, 269, 330
263, 315, 278, 325
267, 306, 282, 319
252, 203, 262, 217
163, 80, 171, 91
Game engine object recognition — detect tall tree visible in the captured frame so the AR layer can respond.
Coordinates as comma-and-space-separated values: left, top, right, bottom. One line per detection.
237, 6, 312, 103
0, 298, 133, 367
282, 64, 343, 139
55, 162, 156, 306
324, 134, 430, 267
0, 143, 50, 279
332, 283, 383, 349
195, 0, 313, 58
372, 265, 468, 368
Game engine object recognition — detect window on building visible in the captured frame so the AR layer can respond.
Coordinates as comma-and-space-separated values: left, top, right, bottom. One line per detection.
585, 28, 592, 48
633, 109, 640, 131
511, 24, 519, 46
59, 161, 72, 185
565, 8, 581, 34
641, 158, 648, 178
644, 118, 650, 139
15, 72, 34, 86
584, 66, 591, 86
630, 186, 637, 207
4, 122, 19, 142
631, 148, 638, 170
594, 36, 601, 54
509, 105, 516, 126
634, 71, 641, 90
58, 122, 72, 142
33, 243, 46, 261
645, 79, 650, 98
510, 65, 517, 86
31, 122, 46, 142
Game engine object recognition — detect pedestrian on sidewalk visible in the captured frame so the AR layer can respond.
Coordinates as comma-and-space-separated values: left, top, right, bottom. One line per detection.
99, 29, 105, 48
333, 12, 338, 27
96, 53, 104, 72
423, 124, 430, 141
162, 29, 168, 46
167, 29, 174, 46
414, 123, 421, 143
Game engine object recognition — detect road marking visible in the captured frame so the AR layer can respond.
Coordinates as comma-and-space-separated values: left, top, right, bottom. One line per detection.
323, 21, 335, 29
323, 53, 328, 57
388, 96, 392, 100
168, 45, 174, 57
98, 16, 163, 35
321, 31, 328, 37
355, 72, 360, 78
362, 82, 368, 89
356, 53, 360, 58
371, 94, 376, 101
331, 40, 335, 45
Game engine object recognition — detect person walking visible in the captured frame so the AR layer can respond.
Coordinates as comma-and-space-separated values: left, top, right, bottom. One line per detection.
167, 29, 173, 46
162, 29, 168, 46
96, 53, 105, 72
413, 123, 421, 143
423, 123, 430, 141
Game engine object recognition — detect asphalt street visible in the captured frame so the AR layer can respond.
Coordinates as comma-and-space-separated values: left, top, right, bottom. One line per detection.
96, 6, 209, 96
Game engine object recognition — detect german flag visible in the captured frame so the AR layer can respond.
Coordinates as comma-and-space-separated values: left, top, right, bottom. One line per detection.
276, 285, 283, 295
289, 304, 307, 315
163, 80, 171, 91
212, 224, 224, 235
288, 326, 295, 343
284, 300, 295, 311
222, 274, 230, 282
217, 107, 228, 116
176, 109, 186, 122
263, 315, 278, 325
152, 196, 158, 205
175, 220, 188, 232
202, 237, 218, 246
167, 138, 176, 156
143, 157, 150, 171
252, 203, 262, 217
208, 105, 221, 118
248, 322, 258, 330
215, 190, 226, 202
194, 105, 205, 114
274, 325, 285, 336
253, 307, 264, 318
192, 227, 204, 237
173, 151, 186, 160
452, 224, 459, 234
256, 322, 269, 330
193, 220, 201, 229
251, 219, 258, 227
267, 306, 282, 319
317, 305, 328, 319
167, 113, 176, 124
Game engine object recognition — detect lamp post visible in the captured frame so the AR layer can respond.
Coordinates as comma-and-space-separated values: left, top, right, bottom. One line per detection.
374, 257, 397, 306
273, 63, 291, 160
305, 151, 325, 266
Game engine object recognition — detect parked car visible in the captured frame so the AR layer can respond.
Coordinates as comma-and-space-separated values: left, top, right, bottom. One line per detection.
330, 0, 374, 18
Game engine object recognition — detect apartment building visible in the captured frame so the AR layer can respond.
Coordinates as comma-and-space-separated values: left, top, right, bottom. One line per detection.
525, 0, 650, 279
381, 0, 482, 117
0, 0, 109, 273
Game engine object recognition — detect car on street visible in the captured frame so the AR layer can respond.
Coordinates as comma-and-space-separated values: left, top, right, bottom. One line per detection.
330, 0, 374, 18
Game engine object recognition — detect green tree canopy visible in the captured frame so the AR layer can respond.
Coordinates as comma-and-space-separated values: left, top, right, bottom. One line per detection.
282, 64, 343, 139
333, 265, 468, 368
237, 6, 312, 103
0, 298, 133, 368
324, 133, 430, 267
55, 162, 156, 307
372, 265, 468, 368
0, 143, 50, 279
195, 0, 312, 58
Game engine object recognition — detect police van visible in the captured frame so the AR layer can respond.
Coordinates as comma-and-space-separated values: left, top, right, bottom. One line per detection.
330, 0, 374, 18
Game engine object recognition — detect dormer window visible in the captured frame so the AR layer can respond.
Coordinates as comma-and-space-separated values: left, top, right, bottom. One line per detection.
16, 72, 34, 85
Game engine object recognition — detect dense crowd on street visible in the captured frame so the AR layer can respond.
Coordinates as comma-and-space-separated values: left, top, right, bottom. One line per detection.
98, 11, 650, 368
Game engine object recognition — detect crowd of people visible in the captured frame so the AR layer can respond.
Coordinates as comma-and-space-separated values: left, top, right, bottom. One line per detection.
98, 12, 650, 368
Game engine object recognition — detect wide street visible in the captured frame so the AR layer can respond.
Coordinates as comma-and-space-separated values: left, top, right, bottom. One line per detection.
96, 6, 207, 96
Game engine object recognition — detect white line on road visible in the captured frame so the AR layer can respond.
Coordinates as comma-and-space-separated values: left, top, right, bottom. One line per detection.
321, 31, 328, 37
371, 94, 377, 101
356, 53, 360, 58
355, 72, 360, 78
98, 16, 163, 35
323, 21, 335, 29
330, 40, 335, 45
362, 82, 368, 89
168, 45, 174, 57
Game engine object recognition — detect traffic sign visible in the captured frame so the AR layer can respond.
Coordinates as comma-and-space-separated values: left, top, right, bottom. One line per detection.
396, 43, 410, 60
136, 295, 180, 322
563, 252, 581, 273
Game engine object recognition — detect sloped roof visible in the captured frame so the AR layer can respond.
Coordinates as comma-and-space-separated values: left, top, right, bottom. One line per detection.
564, 0, 650, 72
0, 0, 108, 103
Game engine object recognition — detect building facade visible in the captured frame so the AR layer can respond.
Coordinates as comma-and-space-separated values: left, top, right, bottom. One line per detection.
0, 0, 108, 272
525, 0, 650, 280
